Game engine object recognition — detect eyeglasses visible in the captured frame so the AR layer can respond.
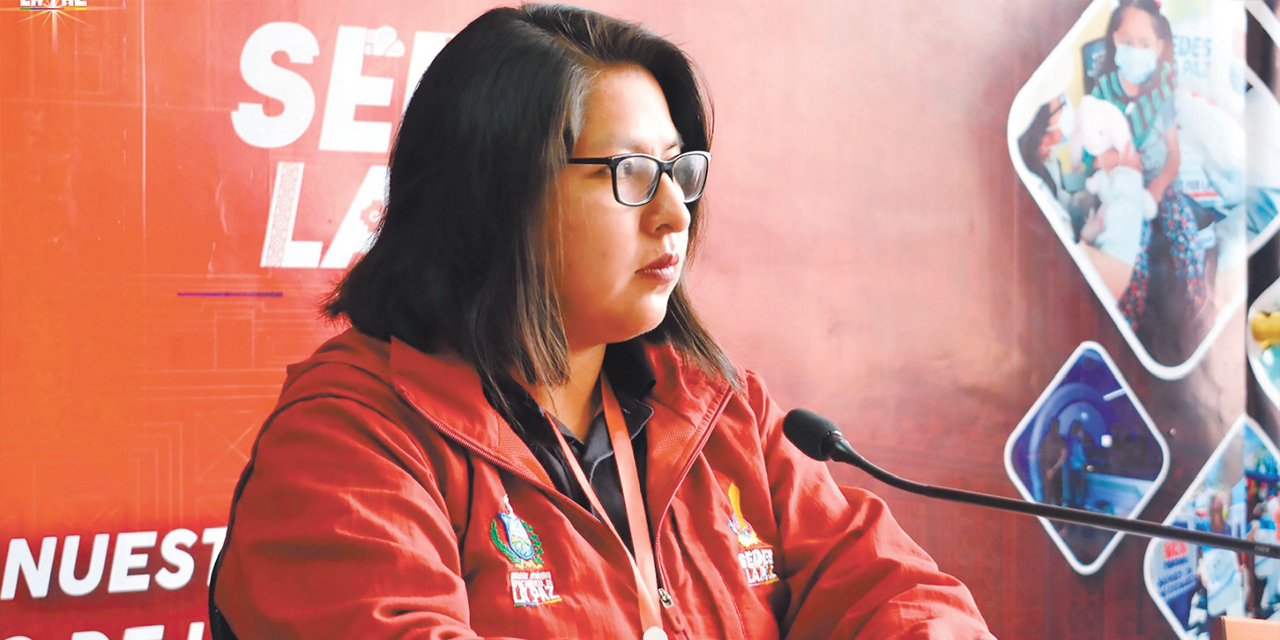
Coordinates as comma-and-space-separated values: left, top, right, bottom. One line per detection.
566, 150, 711, 207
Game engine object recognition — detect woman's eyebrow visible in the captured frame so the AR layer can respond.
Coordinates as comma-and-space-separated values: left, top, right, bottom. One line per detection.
601, 134, 684, 154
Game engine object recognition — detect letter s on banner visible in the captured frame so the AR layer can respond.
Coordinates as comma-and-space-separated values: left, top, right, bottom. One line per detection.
232, 23, 320, 149
155, 528, 198, 591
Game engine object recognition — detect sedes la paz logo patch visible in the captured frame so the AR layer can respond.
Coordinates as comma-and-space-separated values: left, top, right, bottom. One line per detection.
490, 494, 563, 607
726, 483, 777, 587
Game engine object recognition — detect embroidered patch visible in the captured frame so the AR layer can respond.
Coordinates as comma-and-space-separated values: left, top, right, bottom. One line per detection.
491, 494, 563, 607
726, 483, 778, 587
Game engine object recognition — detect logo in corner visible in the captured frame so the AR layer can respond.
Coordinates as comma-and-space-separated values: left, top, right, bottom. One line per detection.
726, 483, 778, 587
19, 0, 88, 9
11, 1, 92, 53
490, 495, 562, 607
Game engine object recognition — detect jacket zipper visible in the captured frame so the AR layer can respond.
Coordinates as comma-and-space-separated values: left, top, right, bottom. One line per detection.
651, 386, 733, 618
658, 587, 674, 608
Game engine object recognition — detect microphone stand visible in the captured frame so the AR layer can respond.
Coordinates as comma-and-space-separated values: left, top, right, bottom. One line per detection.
822, 435, 1280, 559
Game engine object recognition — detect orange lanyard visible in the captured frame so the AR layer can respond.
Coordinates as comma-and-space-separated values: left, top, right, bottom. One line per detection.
545, 374, 665, 640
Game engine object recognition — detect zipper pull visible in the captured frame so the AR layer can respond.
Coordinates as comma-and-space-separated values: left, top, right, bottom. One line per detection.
658, 587, 674, 608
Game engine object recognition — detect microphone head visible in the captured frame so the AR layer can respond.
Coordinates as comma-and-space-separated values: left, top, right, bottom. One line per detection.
782, 408, 844, 461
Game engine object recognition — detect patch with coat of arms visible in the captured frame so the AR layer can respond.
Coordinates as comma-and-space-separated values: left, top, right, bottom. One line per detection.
726, 482, 778, 587
490, 494, 563, 607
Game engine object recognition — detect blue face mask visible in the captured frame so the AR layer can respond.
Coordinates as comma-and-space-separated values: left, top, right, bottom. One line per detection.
1115, 44, 1159, 85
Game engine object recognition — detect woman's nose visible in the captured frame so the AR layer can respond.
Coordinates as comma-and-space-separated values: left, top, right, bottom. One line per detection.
647, 174, 691, 234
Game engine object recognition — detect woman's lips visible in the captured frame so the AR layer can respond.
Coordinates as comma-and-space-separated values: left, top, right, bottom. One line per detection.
637, 253, 680, 284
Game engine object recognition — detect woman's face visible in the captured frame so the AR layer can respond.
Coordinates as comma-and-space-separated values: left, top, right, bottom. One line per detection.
547, 65, 692, 351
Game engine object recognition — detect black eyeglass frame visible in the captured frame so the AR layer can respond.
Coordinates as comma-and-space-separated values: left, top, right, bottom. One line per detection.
566, 150, 711, 207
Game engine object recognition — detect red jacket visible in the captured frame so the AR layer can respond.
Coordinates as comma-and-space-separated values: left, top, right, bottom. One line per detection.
212, 330, 993, 639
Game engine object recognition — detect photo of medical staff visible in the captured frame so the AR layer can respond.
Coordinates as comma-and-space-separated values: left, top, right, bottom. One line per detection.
1005, 342, 1169, 575
1009, 0, 1280, 379
1145, 418, 1280, 639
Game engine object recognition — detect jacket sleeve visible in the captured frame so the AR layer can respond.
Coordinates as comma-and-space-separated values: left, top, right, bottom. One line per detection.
745, 372, 997, 639
213, 395, 522, 640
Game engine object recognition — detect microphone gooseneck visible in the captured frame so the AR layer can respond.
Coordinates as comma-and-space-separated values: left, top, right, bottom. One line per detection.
781, 409, 1280, 559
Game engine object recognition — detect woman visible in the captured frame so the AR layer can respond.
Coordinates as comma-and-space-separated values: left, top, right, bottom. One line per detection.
209, 5, 992, 638
1090, 0, 1211, 360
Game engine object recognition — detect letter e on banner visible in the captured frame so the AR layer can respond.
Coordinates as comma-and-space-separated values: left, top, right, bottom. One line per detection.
319, 26, 395, 154
107, 531, 156, 594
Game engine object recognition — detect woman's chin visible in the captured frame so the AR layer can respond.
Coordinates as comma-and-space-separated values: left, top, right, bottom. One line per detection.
606, 307, 671, 344
566, 297, 673, 347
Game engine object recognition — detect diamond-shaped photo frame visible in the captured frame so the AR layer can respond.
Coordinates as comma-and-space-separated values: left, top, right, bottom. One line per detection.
1004, 341, 1170, 575
1245, 0, 1280, 254
1143, 416, 1280, 639
1007, 0, 1280, 379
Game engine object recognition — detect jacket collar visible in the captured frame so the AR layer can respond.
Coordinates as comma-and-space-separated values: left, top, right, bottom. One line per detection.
387, 336, 553, 486
384, 332, 735, 504
635, 342, 736, 518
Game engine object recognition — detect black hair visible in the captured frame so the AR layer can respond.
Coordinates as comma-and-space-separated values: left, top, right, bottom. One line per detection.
1101, 0, 1175, 77
1018, 102, 1058, 198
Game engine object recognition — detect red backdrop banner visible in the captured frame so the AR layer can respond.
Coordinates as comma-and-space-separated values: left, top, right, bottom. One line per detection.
2, 1, 1276, 638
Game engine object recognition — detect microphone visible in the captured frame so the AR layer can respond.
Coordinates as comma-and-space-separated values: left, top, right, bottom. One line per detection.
782, 409, 1280, 559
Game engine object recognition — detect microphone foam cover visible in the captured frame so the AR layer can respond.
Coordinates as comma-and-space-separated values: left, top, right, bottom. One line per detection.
782, 408, 843, 461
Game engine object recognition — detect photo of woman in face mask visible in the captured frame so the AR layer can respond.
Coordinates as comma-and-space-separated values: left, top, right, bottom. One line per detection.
1018, 94, 1090, 224
1090, 0, 1210, 363
1010, 0, 1267, 378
